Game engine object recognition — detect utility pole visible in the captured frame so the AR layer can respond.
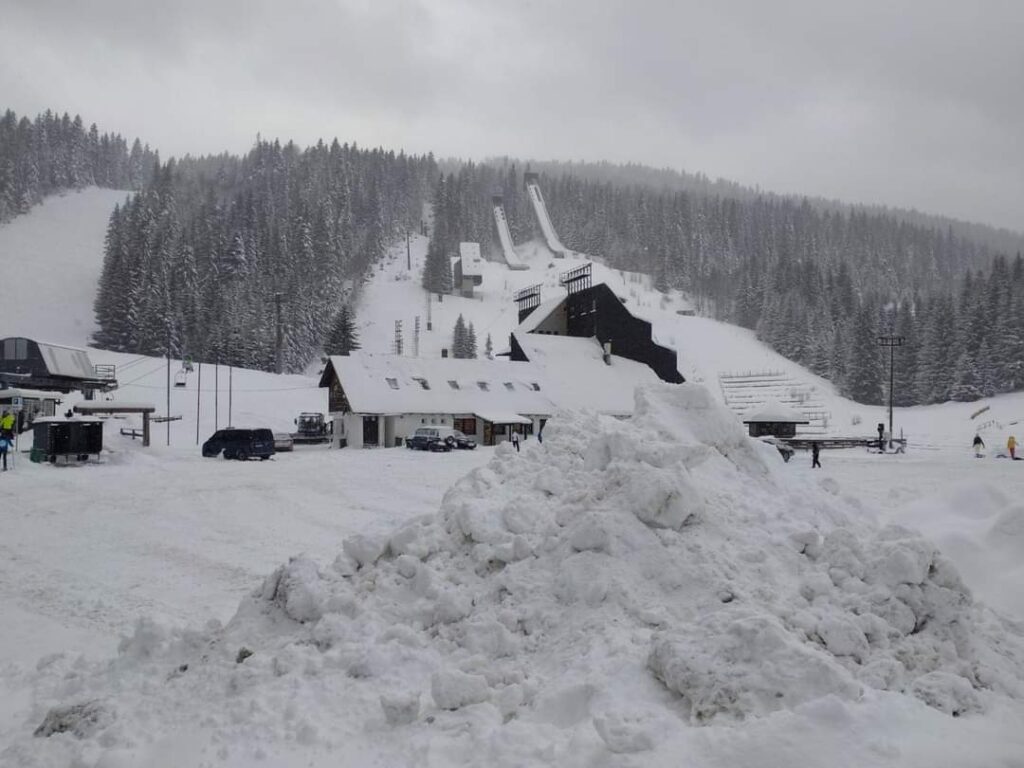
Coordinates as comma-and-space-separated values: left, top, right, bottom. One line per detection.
195, 362, 202, 445
166, 329, 171, 447
406, 231, 411, 271
394, 320, 403, 356
414, 316, 420, 357
228, 330, 237, 427
877, 335, 905, 448
214, 361, 219, 431
274, 292, 284, 374
228, 364, 233, 427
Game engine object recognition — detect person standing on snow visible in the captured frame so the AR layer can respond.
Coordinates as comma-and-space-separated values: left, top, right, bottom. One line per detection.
811, 441, 821, 469
973, 434, 985, 458
511, 430, 521, 453
0, 410, 14, 440
1010, 435, 1018, 460
0, 433, 10, 471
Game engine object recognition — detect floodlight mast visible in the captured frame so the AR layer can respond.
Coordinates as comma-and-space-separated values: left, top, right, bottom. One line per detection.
877, 335, 905, 448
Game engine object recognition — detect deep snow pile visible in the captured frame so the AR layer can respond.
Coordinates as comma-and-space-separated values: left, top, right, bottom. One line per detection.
8, 385, 1024, 767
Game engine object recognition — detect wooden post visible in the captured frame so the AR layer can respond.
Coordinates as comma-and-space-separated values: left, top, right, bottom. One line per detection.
143, 412, 151, 447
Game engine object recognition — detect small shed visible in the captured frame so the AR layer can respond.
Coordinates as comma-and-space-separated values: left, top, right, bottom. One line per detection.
742, 400, 810, 438
32, 417, 104, 463
453, 242, 484, 297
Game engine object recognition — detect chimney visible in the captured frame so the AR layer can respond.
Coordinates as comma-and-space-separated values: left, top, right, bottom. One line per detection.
602, 341, 612, 365
441, 348, 449, 358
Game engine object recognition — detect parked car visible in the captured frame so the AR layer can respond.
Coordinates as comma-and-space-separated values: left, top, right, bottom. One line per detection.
405, 426, 476, 452
273, 432, 294, 452
202, 428, 275, 460
758, 435, 795, 463
448, 429, 477, 450
406, 427, 450, 451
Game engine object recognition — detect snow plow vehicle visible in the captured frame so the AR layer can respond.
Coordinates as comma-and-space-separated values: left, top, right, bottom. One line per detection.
291, 412, 330, 444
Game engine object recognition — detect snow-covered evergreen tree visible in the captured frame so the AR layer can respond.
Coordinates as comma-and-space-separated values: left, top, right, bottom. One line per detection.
325, 305, 361, 356
451, 314, 468, 358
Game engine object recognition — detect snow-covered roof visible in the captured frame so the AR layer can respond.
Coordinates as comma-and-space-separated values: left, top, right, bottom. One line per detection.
33, 415, 102, 423
74, 401, 157, 413
458, 242, 483, 278
517, 295, 565, 333
35, 340, 98, 380
742, 400, 809, 423
474, 411, 532, 425
323, 338, 666, 419
510, 332, 662, 416
0, 388, 63, 400
322, 353, 555, 417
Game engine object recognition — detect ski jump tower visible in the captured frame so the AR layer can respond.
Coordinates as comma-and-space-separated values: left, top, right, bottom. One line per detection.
524, 172, 567, 258
492, 194, 530, 270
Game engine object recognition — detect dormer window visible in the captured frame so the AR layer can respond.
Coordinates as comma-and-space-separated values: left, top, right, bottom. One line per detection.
477, 381, 489, 391
412, 377, 430, 390
504, 382, 515, 391
386, 377, 399, 389
530, 382, 541, 391
448, 380, 460, 390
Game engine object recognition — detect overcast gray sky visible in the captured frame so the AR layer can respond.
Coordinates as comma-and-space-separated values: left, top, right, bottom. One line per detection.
2, 0, 1022, 231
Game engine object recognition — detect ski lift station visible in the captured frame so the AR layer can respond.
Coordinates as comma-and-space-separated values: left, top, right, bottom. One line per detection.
0, 337, 117, 395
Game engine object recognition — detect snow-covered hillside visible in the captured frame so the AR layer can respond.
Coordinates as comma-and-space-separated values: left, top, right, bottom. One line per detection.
355, 232, 1024, 452
0, 188, 128, 348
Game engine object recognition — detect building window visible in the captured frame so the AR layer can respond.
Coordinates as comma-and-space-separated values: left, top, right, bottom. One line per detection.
386, 377, 399, 390
477, 381, 489, 391
413, 377, 430, 390
448, 380, 460, 390
503, 382, 515, 391
530, 382, 541, 391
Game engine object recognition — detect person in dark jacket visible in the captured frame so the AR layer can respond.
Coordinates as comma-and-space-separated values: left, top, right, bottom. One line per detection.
811, 441, 821, 469
511, 430, 521, 453
0, 434, 10, 471
973, 434, 985, 458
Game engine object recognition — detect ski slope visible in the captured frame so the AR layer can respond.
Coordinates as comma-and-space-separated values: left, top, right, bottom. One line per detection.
491, 200, 529, 270
525, 177, 568, 257
0, 188, 129, 348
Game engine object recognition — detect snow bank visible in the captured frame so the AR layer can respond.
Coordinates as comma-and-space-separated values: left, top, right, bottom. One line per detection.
8, 384, 1024, 767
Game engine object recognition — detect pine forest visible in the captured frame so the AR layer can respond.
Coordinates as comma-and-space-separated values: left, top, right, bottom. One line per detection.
3, 106, 1021, 405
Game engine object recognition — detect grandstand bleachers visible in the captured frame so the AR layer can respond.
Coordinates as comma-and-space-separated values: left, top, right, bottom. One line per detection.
718, 370, 831, 436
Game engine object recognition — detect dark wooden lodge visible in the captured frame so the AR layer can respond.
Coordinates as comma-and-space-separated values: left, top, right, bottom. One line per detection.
509, 264, 684, 384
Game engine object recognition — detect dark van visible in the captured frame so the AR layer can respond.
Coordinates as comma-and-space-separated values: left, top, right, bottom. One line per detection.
202, 428, 275, 460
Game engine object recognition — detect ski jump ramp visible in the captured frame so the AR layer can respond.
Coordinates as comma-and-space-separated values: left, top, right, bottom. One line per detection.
492, 196, 530, 270
524, 172, 567, 258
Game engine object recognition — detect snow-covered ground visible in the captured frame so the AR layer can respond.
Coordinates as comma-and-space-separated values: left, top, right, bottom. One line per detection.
3, 193, 1024, 766
3, 386, 1024, 767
